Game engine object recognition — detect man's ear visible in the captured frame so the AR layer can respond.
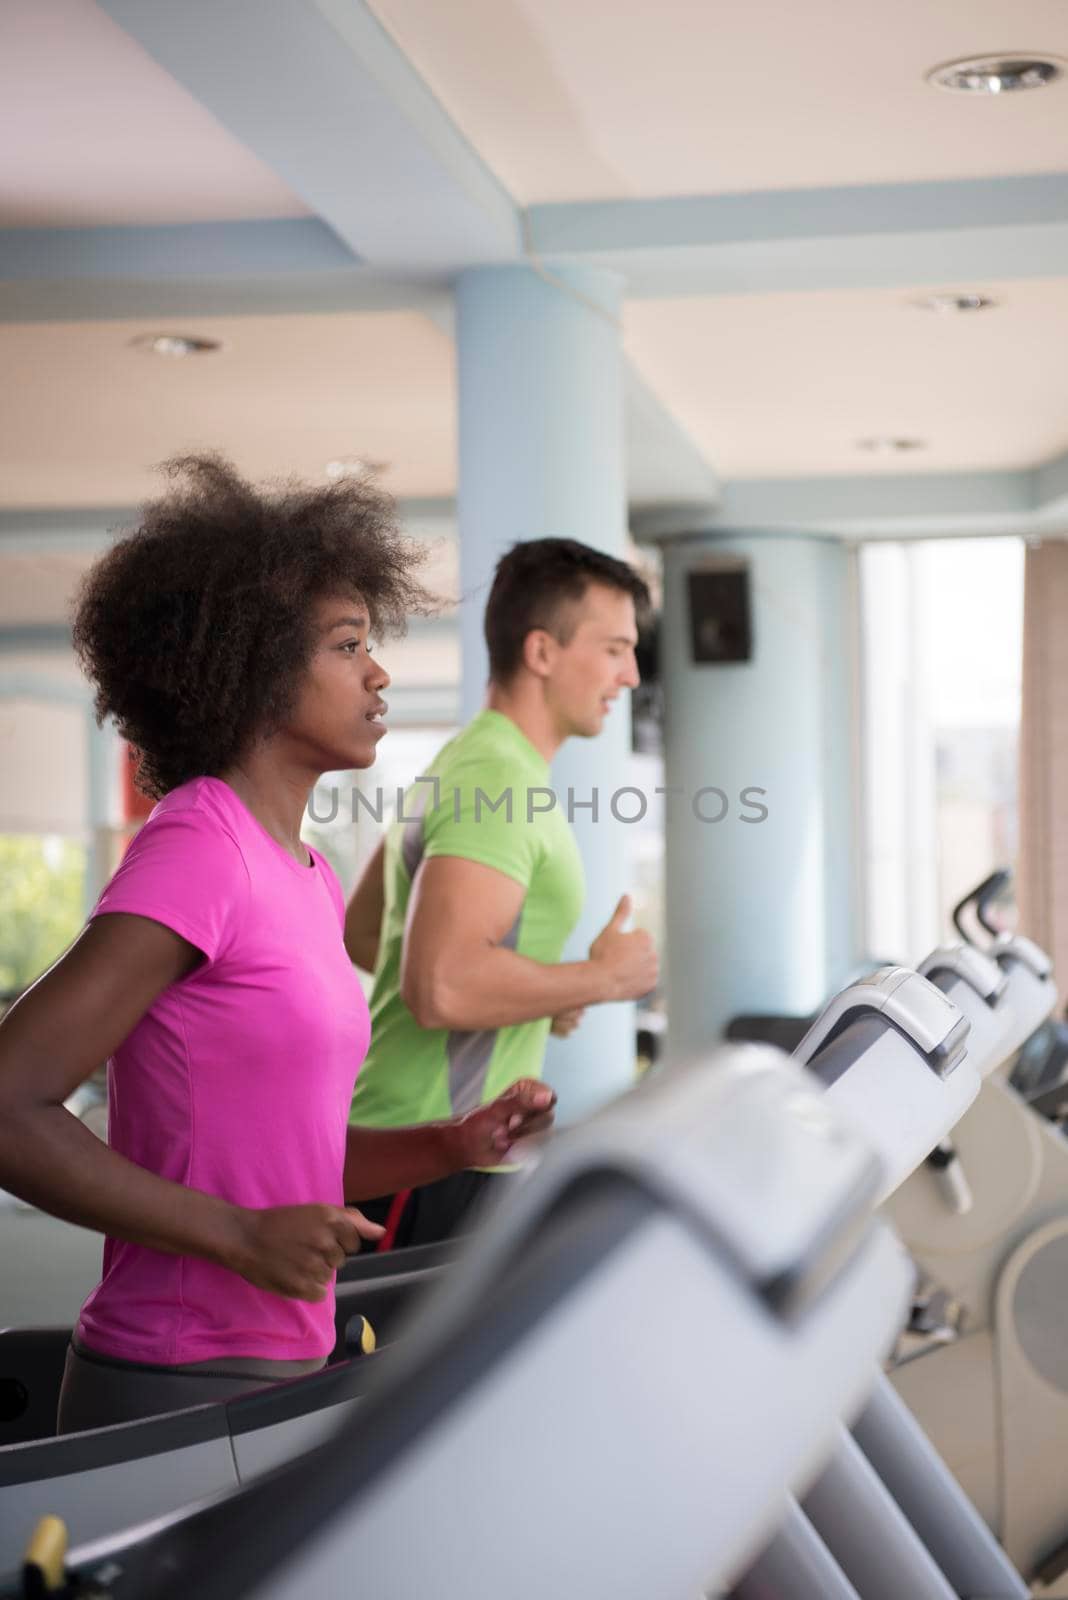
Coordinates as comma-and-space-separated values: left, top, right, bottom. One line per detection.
522, 627, 556, 679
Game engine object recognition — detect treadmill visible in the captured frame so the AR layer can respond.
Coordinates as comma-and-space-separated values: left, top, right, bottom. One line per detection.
0, 1243, 455, 1567
987, 935, 1058, 1068
0, 1231, 460, 1445
883, 943, 1068, 1585
792, 965, 978, 1203
5, 1044, 911, 1600
729, 963, 1028, 1599
949, 869, 1064, 1107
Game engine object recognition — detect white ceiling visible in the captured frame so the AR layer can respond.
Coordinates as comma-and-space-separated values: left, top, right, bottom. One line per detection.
625, 276, 1068, 478
0, 312, 456, 507
3, 274, 1063, 505
1, 0, 307, 227
0, 550, 98, 625
2, 0, 1068, 515
367, 0, 1068, 202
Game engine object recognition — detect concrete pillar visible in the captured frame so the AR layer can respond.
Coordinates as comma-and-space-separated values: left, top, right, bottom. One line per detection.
646, 528, 861, 1058
456, 263, 634, 1121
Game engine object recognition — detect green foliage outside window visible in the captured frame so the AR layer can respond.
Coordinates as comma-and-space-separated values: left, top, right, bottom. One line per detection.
0, 836, 86, 998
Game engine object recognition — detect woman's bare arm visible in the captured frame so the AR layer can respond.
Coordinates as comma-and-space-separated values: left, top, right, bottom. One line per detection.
0, 917, 375, 1298
0, 915, 244, 1258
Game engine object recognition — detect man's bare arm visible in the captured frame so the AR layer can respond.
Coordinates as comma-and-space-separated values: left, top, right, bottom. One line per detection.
399, 857, 656, 1031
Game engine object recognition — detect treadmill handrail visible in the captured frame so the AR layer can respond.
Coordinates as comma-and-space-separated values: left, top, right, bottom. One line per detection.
991, 933, 1055, 982
917, 945, 1008, 1006
794, 968, 970, 1080
0, 1397, 229, 1486
451, 1046, 884, 1324
336, 1238, 459, 1283
951, 869, 1012, 944
0, 1354, 380, 1487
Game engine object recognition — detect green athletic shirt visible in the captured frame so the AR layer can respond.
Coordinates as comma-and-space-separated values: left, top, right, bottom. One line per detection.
349, 710, 585, 1131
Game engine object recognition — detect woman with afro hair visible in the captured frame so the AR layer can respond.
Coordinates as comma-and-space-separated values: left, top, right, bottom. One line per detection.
0, 455, 554, 1432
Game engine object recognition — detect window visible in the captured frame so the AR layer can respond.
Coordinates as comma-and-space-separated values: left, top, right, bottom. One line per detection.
0, 835, 86, 1003
859, 538, 1023, 963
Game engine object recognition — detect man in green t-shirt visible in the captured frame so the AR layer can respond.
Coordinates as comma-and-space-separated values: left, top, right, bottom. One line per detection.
345, 538, 657, 1244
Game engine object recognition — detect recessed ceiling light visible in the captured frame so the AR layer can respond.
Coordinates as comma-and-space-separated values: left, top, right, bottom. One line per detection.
926, 55, 1064, 94
324, 458, 387, 481
856, 437, 927, 455
131, 334, 222, 357
911, 292, 998, 314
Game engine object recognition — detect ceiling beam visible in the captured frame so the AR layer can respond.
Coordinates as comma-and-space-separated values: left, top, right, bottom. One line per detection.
11, 446, 1068, 550
691, 465, 1068, 540
1035, 450, 1068, 509
95, 0, 519, 278
0, 671, 89, 705
528, 173, 1068, 299
0, 508, 136, 553
0, 272, 449, 326
0, 617, 459, 657
0, 221, 358, 281
0, 501, 461, 554
14, 168, 1068, 316
0, 220, 420, 324
0, 665, 453, 724
710, 470, 1038, 539
0, 625, 80, 655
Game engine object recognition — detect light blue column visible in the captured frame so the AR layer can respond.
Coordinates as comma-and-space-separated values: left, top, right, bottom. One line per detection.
456, 264, 634, 1123
651, 530, 861, 1057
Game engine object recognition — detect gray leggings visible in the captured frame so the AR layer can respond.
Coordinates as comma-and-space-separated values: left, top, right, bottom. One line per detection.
56, 1341, 326, 1435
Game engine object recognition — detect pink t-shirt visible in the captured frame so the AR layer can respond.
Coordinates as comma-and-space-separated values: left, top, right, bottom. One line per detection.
76, 776, 370, 1366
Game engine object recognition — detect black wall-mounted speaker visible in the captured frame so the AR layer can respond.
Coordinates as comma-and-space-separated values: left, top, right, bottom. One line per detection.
687, 564, 752, 664
631, 615, 662, 755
